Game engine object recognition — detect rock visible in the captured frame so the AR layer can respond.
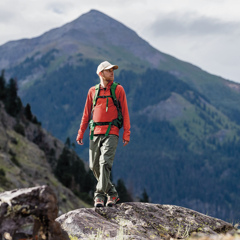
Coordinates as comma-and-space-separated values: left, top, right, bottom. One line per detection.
56, 202, 234, 240
188, 230, 240, 240
0, 185, 69, 240
0, 186, 235, 240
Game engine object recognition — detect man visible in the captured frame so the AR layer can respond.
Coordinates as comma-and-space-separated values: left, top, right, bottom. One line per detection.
76, 61, 130, 207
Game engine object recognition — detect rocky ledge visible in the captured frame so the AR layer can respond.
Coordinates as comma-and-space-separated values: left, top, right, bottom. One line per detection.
0, 185, 237, 240
0, 185, 68, 240
57, 202, 235, 239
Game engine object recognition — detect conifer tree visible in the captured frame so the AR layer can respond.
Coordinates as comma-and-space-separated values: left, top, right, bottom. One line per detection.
140, 188, 150, 203
83, 169, 96, 193
55, 144, 91, 197
24, 103, 33, 121
55, 147, 72, 188
0, 70, 6, 101
32, 116, 41, 125
5, 78, 22, 117
116, 178, 133, 203
65, 137, 71, 148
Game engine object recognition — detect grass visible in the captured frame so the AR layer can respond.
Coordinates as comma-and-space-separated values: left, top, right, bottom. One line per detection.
0, 128, 89, 214
0, 168, 9, 187
170, 92, 240, 151
78, 219, 128, 240
85, 226, 126, 240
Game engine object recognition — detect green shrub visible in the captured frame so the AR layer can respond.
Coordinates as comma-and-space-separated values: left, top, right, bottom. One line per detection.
13, 123, 25, 136
0, 168, 5, 176
11, 156, 21, 167
0, 168, 8, 186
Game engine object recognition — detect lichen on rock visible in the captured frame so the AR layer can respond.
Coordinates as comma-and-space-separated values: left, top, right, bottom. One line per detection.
56, 202, 235, 239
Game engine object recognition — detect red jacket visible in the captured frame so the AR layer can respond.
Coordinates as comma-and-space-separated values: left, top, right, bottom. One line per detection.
76, 81, 130, 141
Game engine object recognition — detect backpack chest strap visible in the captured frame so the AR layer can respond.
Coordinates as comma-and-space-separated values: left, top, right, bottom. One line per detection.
96, 95, 112, 112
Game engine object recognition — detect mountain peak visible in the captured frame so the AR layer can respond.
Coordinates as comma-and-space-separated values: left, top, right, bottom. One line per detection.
83, 9, 107, 16
73, 9, 112, 23
68, 9, 135, 36
63, 9, 163, 66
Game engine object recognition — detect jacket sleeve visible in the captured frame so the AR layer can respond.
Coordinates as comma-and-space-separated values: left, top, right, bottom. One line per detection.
118, 86, 131, 142
76, 88, 93, 141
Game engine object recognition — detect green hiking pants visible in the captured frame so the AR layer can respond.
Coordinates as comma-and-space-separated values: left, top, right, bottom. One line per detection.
89, 134, 119, 200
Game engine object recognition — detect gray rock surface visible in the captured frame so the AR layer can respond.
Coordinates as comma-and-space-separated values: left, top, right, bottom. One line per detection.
0, 185, 68, 240
56, 202, 234, 239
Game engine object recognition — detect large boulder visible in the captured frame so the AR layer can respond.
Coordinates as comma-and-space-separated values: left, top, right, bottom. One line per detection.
0, 185, 68, 240
57, 202, 234, 239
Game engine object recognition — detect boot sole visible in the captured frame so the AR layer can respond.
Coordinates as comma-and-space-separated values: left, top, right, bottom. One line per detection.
106, 198, 120, 207
95, 203, 104, 207
106, 203, 114, 207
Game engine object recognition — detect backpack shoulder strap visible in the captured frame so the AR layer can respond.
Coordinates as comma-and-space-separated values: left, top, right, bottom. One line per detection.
110, 82, 119, 102
110, 82, 123, 129
110, 82, 122, 113
93, 83, 100, 107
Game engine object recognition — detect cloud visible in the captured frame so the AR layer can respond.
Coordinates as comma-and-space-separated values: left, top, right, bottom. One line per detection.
146, 12, 240, 37
46, 1, 78, 15
0, 9, 17, 24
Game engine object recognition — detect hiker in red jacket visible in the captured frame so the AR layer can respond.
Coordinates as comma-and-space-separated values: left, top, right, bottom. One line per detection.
76, 61, 130, 207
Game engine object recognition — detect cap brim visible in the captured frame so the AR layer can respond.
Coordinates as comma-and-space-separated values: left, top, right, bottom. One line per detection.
105, 65, 118, 70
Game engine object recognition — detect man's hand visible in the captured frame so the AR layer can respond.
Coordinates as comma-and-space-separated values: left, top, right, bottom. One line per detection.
123, 140, 129, 146
77, 139, 84, 145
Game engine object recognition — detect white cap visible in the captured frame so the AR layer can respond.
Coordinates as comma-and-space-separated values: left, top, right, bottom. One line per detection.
96, 61, 118, 75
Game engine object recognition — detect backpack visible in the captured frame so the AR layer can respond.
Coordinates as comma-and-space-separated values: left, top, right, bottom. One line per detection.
89, 82, 123, 140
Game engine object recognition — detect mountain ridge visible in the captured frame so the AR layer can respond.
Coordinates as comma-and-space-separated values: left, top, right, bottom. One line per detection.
0, 9, 162, 70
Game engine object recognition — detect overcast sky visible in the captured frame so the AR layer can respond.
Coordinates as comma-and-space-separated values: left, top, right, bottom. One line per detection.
1, 0, 240, 82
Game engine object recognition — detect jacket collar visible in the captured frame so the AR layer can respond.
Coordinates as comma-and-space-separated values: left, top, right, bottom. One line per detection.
100, 81, 113, 89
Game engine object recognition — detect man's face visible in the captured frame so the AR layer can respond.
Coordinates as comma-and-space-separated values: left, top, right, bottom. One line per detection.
101, 68, 114, 81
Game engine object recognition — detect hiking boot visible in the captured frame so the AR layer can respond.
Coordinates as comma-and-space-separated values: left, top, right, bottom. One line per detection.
106, 196, 120, 207
94, 198, 104, 208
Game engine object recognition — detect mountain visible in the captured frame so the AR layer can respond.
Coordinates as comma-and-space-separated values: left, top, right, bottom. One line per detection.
2, 10, 240, 124
1, 10, 240, 221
